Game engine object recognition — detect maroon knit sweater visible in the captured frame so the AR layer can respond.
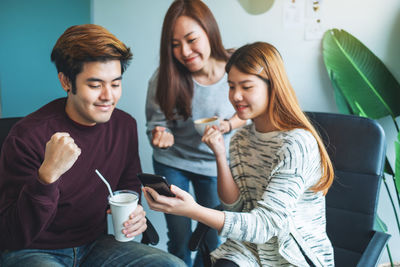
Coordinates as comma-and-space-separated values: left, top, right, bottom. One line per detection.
0, 98, 142, 250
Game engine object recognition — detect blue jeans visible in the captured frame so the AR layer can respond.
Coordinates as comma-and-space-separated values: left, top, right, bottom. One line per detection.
0, 234, 185, 267
153, 159, 220, 267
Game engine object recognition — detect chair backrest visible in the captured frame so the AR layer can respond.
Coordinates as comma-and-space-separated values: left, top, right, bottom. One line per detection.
306, 112, 386, 267
0, 117, 22, 151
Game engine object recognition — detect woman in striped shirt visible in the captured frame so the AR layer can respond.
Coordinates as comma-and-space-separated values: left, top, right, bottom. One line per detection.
144, 42, 335, 267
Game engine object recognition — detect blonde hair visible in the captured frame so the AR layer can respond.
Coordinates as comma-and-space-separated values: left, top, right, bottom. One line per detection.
226, 42, 334, 194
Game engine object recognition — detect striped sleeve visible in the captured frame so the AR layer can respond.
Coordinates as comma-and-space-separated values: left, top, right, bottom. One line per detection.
220, 133, 316, 244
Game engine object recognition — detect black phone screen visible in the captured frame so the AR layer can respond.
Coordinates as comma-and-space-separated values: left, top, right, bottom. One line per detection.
137, 173, 176, 197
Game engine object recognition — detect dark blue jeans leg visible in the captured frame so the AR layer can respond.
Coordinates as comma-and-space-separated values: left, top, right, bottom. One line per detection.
153, 159, 193, 266
1, 235, 185, 267
1, 248, 73, 267
191, 173, 221, 267
80, 234, 185, 267
153, 159, 220, 267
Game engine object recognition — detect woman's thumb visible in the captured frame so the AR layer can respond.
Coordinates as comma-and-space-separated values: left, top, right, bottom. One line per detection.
170, 184, 186, 198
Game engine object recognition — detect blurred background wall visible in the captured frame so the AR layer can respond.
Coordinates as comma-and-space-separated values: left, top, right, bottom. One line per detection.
0, 0, 91, 117
1, 0, 399, 263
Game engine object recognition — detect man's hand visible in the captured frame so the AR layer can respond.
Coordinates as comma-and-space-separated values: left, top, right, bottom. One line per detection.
151, 126, 174, 148
122, 204, 147, 238
38, 132, 81, 184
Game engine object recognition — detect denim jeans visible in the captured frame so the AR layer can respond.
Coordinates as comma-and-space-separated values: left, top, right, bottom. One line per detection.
0, 234, 185, 267
153, 159, 221, 267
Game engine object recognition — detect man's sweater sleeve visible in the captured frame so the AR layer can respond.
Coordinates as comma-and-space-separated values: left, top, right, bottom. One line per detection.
0, 136, 60, 250
116, 118, 142, 197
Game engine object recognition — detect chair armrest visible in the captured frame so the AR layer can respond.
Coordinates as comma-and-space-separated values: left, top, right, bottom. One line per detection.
189, 221, 211, 251
188, 204, 223, 251
357, 231, 390, 267
141, 217, 159, 246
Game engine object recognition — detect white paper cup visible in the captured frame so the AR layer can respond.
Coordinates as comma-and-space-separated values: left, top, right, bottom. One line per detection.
108, 190, 139, 242
194, 117, 219, 136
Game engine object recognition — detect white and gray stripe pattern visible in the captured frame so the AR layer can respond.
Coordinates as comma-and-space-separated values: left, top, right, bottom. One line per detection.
211, 124, 334, 267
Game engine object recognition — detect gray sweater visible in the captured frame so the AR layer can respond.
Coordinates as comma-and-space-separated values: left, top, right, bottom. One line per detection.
145, 71, 236, 176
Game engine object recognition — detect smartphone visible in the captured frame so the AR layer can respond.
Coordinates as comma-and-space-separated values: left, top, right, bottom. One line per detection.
137, 173, 176, 197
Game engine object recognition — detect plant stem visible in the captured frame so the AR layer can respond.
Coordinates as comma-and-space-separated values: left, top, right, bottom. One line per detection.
383, 176, 400, 235
392, 174, 400, 216
386, 244, 394, 267
390, 117, 400, 220
392, 116, 400, 132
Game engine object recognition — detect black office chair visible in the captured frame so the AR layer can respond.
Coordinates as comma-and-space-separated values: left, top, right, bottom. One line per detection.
189, 112, 390, 267
0, 117, 21, 151
0, 117, 159, 246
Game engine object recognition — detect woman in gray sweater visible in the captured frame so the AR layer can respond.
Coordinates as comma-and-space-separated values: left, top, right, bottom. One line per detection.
144, 42, 335, 267
145, 1, 245, 266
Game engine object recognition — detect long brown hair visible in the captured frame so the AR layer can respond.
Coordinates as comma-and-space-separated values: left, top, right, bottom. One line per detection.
226, 42, 334, 194
157, 0, 229, 120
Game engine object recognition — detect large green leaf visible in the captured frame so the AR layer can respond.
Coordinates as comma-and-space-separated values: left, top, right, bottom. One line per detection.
322, 29, 400, 119
330, 72, 354, 115
395, 132, 400, 194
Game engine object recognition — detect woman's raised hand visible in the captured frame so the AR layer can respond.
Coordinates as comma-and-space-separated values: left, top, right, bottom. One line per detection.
202, 125, 226, 158
152, 126, 174, 148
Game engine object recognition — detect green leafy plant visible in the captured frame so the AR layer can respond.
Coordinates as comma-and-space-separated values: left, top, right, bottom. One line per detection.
322, 28, 400, 265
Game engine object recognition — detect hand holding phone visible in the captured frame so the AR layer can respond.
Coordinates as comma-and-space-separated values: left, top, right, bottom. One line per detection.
137, 173, 176, 197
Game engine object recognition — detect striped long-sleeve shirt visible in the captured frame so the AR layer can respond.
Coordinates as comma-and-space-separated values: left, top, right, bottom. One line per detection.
210, 124, 334, 266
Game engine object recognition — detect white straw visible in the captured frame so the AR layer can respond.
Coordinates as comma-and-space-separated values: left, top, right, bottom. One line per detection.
95, 169, 114, 197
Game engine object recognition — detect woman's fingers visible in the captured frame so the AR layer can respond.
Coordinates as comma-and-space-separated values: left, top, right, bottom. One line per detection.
202, 128, 222, 145
143, 186, 182, 212
152, 127, 174, 148
142, 185, 198, 218
170, 184, 189, 200
152, 129, 163, 146
143, 187, 171, 208
158, 131, 174, 148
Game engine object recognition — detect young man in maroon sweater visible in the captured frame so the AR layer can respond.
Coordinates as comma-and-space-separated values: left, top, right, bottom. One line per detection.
0, 24, 184, 267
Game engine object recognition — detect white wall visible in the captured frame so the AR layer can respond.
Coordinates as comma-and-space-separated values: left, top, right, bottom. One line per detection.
93, 0, 400, 263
